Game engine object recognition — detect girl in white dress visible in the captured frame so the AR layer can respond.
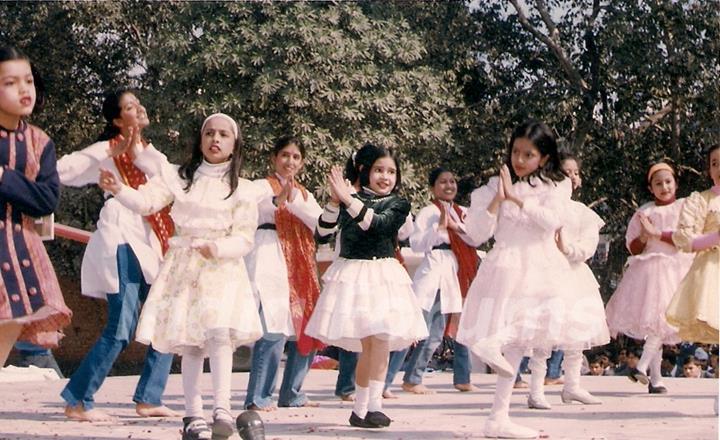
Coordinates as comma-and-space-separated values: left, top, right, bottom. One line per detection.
526, 152, 610, 410
99, 113, 263, 440
457, 120, 572, 439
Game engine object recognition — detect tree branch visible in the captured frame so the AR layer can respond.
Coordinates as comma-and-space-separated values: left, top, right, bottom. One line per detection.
508, 0, 589, 93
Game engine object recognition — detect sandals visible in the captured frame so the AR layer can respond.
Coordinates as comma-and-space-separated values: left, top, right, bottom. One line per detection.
182, 416, 212, 440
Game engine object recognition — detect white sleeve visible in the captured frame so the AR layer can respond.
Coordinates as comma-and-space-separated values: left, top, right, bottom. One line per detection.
410, 205, 442, 253
521, 178, 571, 231
214, 189, 260, 259
113, 174, 175, 216
465, 177, 500, 245
56, 142, 109, 186
563, 205, 605, 264
132, 143, 172, 178
285, 190, 323, 231
397, 213, 414, 241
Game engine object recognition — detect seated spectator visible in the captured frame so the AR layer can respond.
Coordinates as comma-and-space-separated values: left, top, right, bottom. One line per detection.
586, 356, 606, 376
614, 349, 641, 377
661, 354, 677, 377
682, 356, 704, 378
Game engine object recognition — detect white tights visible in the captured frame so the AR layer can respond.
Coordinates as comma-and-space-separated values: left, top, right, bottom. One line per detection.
182, 336, 234, 417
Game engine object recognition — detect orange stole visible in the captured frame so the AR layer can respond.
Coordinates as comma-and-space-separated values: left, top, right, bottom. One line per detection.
432, 200, 479, 338
267, 176, 324, 356
111, 137, 174, 255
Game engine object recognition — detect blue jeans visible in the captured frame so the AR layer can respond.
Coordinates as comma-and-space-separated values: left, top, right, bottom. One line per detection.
546, 350, 564, 379
335, 348, 409, 395
60, 245, 174, 410
244, 307, 314, 409
403, 291, 471, 386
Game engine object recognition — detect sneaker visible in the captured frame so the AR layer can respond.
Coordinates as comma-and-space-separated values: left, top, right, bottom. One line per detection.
182, 416, 212, 440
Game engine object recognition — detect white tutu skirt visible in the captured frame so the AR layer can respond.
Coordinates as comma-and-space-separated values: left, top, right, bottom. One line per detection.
305, 257, 429, 352
136, 245, 264, 354
606, 253, 693, 344
457, 242, 602, 352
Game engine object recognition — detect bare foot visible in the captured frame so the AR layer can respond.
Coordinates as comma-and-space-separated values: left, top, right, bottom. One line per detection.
246, 403, 277, 412
383, 389, 399, 399
340, 393, 355, 402
544, 377, 564, 385
454, 383, 479, 392
513, 380, 529, 389
401, 383, 435, 394
299, 400, 320, 408
135, 403, 180, 417
64, 405, 116, 422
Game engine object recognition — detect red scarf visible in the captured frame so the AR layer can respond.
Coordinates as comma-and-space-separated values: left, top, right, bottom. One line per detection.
267, 175, 324, 356
111, 137, 175, 255
432, 200, 479, 337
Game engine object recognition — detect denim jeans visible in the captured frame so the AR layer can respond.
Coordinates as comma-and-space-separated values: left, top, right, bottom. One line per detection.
60, 245, 174, 410
244, 306, 314, 409
546, 350, 564, 379
335, 348, 409, 395
403, 291, 471, 385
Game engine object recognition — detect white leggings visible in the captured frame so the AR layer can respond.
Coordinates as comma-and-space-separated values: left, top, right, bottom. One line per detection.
181, 335, 234, 417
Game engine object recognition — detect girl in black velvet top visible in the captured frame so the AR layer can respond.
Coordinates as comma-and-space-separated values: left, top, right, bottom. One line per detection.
305, 143, 427, 429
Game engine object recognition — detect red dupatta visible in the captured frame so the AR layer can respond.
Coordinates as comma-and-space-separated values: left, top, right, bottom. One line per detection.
432, 200, 479, 337
111, 136, 174, 255
267, 175, 324, 356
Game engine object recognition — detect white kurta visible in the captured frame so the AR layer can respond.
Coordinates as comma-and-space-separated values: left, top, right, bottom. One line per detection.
410, 202, 481, 314
57, 142, 167, 299
243, 177, 322, 336
113, 160, 264, 353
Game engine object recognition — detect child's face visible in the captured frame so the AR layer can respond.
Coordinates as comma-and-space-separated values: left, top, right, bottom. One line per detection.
113, 93, 149, 131
432, 171, 457, 202
589, 362, 603, 375
626, 354, 639, 369
561, 159, 582, 190
272, 143, 303, 179
648, 169, 676, 203
368, 156, 397, 195
683, 363, 701, 378
709, 148, 720, 186
0, 59, 35, 121
201, 116, 236, 164
617, 350, 627, 365
511, 137, 548, 178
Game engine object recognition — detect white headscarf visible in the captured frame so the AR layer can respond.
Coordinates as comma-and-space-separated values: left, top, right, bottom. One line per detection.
200, 113, 239, 139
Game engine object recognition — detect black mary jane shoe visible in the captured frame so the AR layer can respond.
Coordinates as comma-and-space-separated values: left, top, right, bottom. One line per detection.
349, 411, 381, 428
365, 411, 391, 427
648, 383, 668, 394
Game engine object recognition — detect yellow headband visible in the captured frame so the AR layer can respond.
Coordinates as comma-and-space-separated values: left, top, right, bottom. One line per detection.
647, 163, 674, 183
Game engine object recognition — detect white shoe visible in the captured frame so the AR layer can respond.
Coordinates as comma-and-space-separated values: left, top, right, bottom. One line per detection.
474, 346, 514, 378
527, 394, 552, 410
483, 418, 538, 439
561, 388, 602, 405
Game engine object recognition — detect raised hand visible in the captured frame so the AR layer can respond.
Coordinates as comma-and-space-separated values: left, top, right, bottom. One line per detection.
328, 165, 353, 206
638, 212, 660, 240
107, 126, 141, 158
275, 176, 295, 207
439, 204, 448, 229
98, 168, 123, 194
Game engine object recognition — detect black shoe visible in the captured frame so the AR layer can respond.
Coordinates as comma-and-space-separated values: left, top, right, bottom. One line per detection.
236, 410, 265, 440
628, 367, 649, 385
182, 416, 212, 440
648, 383, 668, 394
365, 411, 391, 427
349, 411, 381, 428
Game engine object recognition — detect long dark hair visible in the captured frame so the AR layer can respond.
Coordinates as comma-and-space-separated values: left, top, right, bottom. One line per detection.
272, 135, 306, 158
706, 144, 720, 180
0, 46, 46, 114
505, 120, 566, 184
178, 117, 244, 199
96, 89, 130, 142
344, 143, 379, 185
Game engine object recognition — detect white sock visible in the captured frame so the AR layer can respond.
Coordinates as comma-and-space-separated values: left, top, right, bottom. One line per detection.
208, 338, 234, 411
367, 380, 385, 412
182, 347, 206, 417
353, 385, 369, 418
649, 350, 664, 387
